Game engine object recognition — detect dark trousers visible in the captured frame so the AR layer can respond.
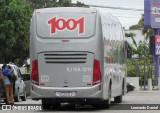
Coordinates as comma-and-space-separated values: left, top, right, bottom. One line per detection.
13, 82, 15, 95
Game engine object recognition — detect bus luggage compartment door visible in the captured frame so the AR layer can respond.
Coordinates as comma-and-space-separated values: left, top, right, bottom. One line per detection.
38, 52, 94, 87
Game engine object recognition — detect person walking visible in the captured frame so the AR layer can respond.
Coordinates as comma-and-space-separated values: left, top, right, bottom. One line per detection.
2, 64, 14, 104
0, 68, 4, 79
8, 65, 16, 95
0, 68, 5, 98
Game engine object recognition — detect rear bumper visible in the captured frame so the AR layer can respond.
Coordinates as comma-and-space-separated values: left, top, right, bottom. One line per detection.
31, 83, 102, 99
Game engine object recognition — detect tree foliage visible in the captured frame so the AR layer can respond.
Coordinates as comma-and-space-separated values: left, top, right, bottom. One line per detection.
125, 32, 137, 48
129, 14, 153, 40
127, 59, 154, 80
126, 14, 153, 58
0, 0, 32, 65
27, 0, 86, 9
127, 14, 154, 79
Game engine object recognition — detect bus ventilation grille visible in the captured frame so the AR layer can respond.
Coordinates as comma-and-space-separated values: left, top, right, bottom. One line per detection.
44, 52, 87, 63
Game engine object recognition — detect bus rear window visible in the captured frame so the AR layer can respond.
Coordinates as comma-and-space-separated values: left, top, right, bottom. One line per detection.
36, 13, 96, 39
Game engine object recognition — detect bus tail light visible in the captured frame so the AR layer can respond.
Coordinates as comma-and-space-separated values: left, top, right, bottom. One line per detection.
31, 60, 39, 85
93, 59, 101, 85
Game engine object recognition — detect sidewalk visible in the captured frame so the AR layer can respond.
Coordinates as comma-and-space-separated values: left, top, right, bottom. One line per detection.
139, 86, 159, 91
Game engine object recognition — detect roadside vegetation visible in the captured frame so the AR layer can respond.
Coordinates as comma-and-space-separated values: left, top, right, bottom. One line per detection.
126, 15, 155, 82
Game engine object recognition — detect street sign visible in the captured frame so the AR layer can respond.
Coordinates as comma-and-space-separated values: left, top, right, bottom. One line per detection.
155, 35, 160, 55
155, 45, 160, 55
144, 0, 160, 28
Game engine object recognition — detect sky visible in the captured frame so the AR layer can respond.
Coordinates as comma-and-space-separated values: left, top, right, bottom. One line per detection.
72, 0, 144, 29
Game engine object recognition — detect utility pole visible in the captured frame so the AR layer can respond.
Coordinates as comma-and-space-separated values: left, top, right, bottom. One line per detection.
144, 0, 160, 90
154, 31, 160, 90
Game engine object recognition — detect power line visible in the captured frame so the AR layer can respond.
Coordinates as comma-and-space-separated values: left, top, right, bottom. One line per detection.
116, 16, 141, 18
88, 4, 144, 11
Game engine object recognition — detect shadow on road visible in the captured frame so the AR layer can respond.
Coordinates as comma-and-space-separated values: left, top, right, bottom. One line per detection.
36, 101, 123, 112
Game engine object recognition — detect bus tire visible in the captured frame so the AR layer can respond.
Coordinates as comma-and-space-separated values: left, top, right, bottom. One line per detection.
51, 103, 61, 109
42, 99, 52, 109
114, 80, 123, 103
122, 79, 125, 95
106, 83, 111, 109
114, 95, 122, 103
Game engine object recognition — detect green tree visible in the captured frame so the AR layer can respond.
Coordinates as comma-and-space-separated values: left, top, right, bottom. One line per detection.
126, 15, 153, 81
27, 0, 64, 8
129, 14, 153, 40
125, 32, 137, 48
128, 14, 152, 58
27, 0, 86, 9
0, 0, 32, 65
125, 32, 149, 58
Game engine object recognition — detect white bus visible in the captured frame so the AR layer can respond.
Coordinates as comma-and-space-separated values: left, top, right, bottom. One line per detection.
30, 7, 127, 109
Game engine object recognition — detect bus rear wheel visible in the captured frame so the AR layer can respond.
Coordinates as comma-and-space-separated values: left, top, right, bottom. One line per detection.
114, 95, 122, 103
51, 103, 61, 109
42, 99, 61, 109
100, 83, 111, 109
114, 81, 123, 103
106, 84, 111, 109
42, 99, 52, 109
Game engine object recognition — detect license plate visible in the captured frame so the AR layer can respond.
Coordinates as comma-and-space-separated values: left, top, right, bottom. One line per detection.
56, 92, 76, 97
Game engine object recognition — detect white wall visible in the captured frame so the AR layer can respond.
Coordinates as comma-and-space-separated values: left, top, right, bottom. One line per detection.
126, 77, 140, 91
125, 30, 147, 49
19, 67, 26, 74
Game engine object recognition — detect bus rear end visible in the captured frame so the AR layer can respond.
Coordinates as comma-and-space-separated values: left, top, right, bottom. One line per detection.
30, 7, 103, 107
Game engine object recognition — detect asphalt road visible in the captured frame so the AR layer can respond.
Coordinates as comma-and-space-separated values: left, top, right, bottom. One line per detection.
1, 90, 160, 113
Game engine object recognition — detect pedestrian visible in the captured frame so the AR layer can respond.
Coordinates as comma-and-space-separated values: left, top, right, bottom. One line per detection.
2, 64, 14, 104
8, 65, 17, 95
0, 68, 5, 99
0, 68, 5, 80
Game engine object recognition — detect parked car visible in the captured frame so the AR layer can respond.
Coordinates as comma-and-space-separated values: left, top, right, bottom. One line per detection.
21, 73, 31, 96
127, 82, 135, 93
0, 78, 4, 104
0, 64, 26, 103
